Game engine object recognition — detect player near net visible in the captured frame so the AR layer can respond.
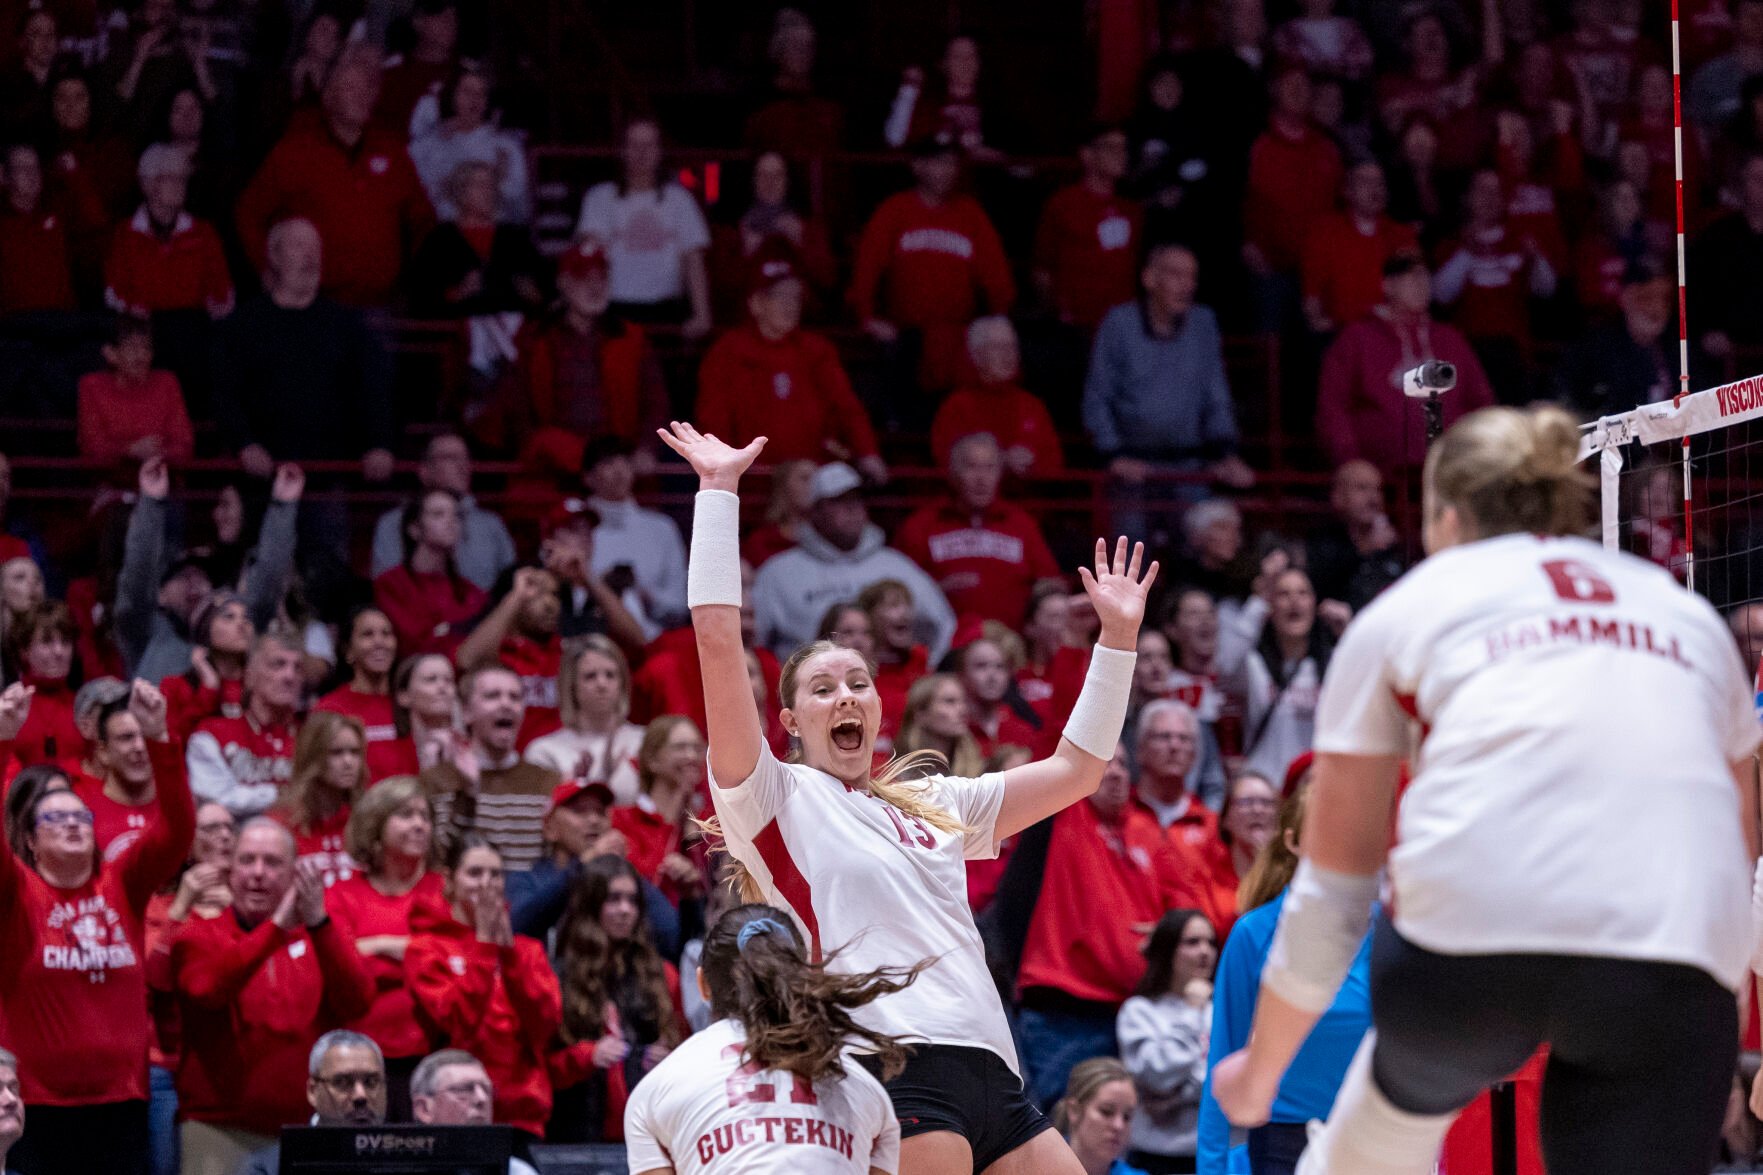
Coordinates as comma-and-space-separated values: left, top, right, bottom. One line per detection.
624, 903, 922, 1174
1211, 404, 1761, 1175
658, 420, 1157, 1175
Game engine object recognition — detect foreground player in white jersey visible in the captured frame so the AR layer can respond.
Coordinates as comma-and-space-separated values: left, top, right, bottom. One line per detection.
658, 420, 1156, 1175
1211, 404, 1762, 1175
625, 903, 914, 1174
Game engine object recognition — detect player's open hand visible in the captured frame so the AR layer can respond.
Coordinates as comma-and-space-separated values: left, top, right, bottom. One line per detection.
1078, 537, 1158, 650
657, 421, 766, 493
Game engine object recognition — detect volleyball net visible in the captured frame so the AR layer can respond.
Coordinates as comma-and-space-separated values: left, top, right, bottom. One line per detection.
1579, 374, 1763, 631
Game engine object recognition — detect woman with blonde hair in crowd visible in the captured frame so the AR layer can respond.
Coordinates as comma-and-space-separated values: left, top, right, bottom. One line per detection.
894, 673, 985, 779
1053, 1057, 1149, 1175
388, 653, 460, 775
328, 777, 444, 1119
523, 636, 644, 806
270, 711, 366, 887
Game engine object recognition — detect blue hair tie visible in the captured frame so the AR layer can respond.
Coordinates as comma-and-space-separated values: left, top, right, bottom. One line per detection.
736, 917, 785, 952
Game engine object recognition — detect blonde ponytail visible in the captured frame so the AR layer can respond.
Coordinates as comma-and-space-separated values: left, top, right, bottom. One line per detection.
1424, 404, 1593, 539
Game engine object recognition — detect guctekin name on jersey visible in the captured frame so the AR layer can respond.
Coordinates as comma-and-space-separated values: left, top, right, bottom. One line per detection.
696, 1117, 856, 1163
1485, 613, 1691, 669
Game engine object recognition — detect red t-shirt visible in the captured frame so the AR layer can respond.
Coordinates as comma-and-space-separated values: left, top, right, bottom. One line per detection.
1017, 646, 1089, 729
77, 776, 156, 863
930, 384, 1064, 477
611, 800, 682, 890
1245, 125, 1344, 273
0, 738, 192, 1105
1017, 799, 1189, 1003
498, 634, 562, 749
328, 870, 446, 1060
696, 326, 880, 464
315, 686, 406, 782
1033, 182, 1143, 329
1299, 213, 1419, 327
172, 911, 375, 1134
11, 674, 83, 777
373, 566, 488, 660
161, 675, 241, 746
271, 804, 357, 887
893, 499, 1061, 629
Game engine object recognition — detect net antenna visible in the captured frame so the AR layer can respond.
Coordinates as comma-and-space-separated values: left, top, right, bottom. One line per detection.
1670, 0, 1695, 591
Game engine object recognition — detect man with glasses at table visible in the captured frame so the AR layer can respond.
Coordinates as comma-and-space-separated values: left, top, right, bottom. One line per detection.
410, 1050, 539, 1175
234, 1031, 387, 1175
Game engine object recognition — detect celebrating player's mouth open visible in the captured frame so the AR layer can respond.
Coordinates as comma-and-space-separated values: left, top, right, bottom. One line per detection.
658, 419, 1157, 1175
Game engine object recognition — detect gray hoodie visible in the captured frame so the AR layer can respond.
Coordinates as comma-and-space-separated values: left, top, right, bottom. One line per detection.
750, 522, 957, 663
114, 495, 298, 683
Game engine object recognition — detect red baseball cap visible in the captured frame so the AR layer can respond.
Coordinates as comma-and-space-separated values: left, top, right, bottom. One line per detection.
1281, 751, 1315, 799
558, 237, 610, 281
541, 496, 600, 538
547, 778, 615, 815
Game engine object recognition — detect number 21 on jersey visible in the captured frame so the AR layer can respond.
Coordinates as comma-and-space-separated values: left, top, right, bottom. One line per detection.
724, 1044, 819, 1107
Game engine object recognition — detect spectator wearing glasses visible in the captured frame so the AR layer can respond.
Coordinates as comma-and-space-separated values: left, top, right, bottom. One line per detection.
410, 1051, 541, 1175
0, 680, 190, 1175
235, 1030, 387, 1175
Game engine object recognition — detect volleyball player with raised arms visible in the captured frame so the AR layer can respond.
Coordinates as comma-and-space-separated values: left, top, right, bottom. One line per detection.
625, 904, 916, 1174
1212, 405, 1761, 1175
658, 420, 1157, 1175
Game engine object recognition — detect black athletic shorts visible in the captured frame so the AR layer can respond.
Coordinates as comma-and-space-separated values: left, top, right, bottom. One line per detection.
1369, 912, 1738, 1175
857, 1043, 1052, 1170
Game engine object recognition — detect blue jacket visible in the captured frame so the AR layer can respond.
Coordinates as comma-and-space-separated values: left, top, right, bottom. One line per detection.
1196, 891, 1374, 1175
1082, 301, 1239, 461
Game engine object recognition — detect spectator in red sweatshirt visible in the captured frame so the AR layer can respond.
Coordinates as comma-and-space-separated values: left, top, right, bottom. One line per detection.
1243, 68, 1343, 292
895, 432, 1061, 629
316, 608, 405, 782
104, 143, 233, 321
696, 250, 886, 477
405, 832, 562, 1142
1300, 159, 1419, 334
953, 634, 1044, 759
0, 143, 75, 314
6, 602, 82, 775
496, 237, 667, 467
930, 316, 1065, 477
0, 679, 191, 1175
1009, 744, 1192, 1110
184, 629, 302, 820
1315, 252, 1494, 475
373, 489, 490, 660
850, 134, 1015, 398
236, 43, 435, 307
270, 711, 366, 888
171, 818, 373, 1174
1033, 124, 1142, 331
77, 693, 164, 863
1017, 582, 1088, 729
1182, 770, 1280, 942
329, 776, 445, 1117
76, 314, 196, 467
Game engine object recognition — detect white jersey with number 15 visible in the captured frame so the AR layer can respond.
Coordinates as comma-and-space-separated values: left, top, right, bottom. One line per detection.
624, 1018, 900, 1174
1315, 533, 1760, 989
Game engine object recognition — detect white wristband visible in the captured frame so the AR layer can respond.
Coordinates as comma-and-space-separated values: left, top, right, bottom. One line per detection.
687, 490, 743, 608
1061, 644, 1136, 760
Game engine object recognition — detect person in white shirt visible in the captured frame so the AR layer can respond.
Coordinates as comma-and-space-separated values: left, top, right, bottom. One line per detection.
625, 904, 912, 1174
1212, 404, 1761, 1175
573, 118, 713, 336
522, 635, 645, 805
580, 437, 688, 636
657, 420, 1158, 1175
409, 1050, 539, 1175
